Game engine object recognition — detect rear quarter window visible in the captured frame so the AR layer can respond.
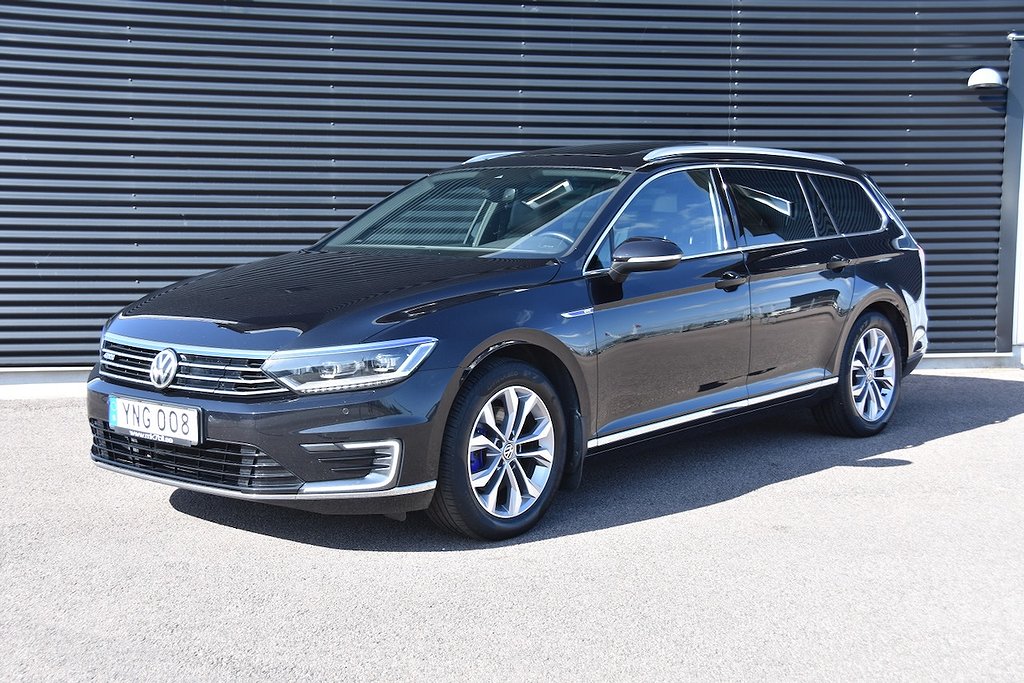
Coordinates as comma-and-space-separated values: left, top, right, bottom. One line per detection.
809, 174, 885, 234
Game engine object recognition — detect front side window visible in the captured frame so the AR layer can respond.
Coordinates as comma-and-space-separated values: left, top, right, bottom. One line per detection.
588, 169, 726, 270
808, 174, 885, 234
319, 167, 628, 258
721, 168, 816, 246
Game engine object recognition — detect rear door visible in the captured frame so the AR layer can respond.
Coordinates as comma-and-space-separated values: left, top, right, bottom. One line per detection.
806, 171, 894, 278
588, 167, 751, 441
719, 166, 856, 398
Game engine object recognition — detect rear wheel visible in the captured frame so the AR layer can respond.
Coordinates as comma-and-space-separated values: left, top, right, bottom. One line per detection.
427, 359, 566, 540
814, 312, 902, 437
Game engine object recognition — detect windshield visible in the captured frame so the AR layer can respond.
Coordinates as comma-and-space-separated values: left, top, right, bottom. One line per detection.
318, 167, 629, 258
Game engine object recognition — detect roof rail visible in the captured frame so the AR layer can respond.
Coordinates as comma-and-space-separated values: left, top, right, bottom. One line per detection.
462, 151, 521, 165
642, 145, 844, 165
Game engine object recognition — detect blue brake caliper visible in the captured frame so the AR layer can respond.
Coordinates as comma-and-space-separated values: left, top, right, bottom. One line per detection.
469, 426, 487, 473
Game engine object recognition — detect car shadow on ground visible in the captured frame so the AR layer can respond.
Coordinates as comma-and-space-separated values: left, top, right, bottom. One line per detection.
169, 373, 1024, 551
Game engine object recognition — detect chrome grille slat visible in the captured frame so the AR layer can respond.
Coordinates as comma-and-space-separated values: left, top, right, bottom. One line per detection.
171, 384, 286, 396
99, 370, 150, 385
174, 372, 276, 385
100, 336, 288, 399
100, 359, 152, 373
178, 360, 259, 371
105, 349, 156, 363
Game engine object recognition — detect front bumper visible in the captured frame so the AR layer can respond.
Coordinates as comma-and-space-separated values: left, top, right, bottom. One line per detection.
92, 459, 437, 514
87, 367, 454, 514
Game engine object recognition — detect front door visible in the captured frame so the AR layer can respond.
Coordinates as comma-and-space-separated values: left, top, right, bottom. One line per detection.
588, 167, 751, 440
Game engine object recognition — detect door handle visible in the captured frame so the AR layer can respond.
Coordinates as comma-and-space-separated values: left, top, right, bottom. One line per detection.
826, 255, 851, 272
715, 271, 748, 291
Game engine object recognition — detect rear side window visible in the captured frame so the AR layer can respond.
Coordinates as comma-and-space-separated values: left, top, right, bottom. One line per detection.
808, 174, 884, 234
721, 168, 816, 246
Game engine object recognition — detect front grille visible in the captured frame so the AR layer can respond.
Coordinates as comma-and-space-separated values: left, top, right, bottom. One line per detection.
99, 336, 288, 399
90, 420, 303, 493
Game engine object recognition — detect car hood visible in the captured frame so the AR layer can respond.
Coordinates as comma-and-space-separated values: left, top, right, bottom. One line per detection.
110, 249, 560, 351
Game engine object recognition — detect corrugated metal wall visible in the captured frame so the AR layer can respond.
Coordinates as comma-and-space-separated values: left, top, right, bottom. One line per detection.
1, 0, 1021, 365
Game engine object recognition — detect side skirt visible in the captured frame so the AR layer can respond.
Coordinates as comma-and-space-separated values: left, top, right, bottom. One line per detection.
586, 377, 839, 450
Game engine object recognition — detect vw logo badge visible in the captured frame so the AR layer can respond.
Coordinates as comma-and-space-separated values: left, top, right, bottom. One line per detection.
149, 348, 179, 389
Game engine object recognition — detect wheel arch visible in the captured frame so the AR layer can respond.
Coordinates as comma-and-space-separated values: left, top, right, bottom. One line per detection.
456, 331, 591, 490
834, 289, 912, 375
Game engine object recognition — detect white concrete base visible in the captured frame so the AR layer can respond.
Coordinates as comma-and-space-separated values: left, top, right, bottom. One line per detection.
0, 382, 87, 400
918, 352, 1023, 370
0, 367, 90, 400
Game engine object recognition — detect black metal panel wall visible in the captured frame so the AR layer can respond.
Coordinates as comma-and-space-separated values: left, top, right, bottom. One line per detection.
0, 0, 1020, 365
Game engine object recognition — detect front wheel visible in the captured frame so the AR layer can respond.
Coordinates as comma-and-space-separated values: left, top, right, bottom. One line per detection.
427, 359, 566, 540
814, 312, 902, 437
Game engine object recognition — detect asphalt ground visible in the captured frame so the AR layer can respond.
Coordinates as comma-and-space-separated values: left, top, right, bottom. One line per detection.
1, 368, 1022, 681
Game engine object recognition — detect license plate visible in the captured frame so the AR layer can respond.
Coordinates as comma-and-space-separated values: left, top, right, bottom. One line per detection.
108, 396, 200, 446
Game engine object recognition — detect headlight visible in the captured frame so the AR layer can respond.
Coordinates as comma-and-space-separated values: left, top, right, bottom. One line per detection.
261, 337, 437, 394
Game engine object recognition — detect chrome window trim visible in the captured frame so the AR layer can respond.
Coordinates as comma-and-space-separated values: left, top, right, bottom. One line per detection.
643, 145, 844, 165
799, 168, 888, 234
862, 175, 911, 237
716, 162, 890, 242
581, 161, 890, 277
103, 331, 276, 359
587, 376, 839, 449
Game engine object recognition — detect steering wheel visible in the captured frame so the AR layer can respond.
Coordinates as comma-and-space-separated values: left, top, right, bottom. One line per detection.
537, 231, 576, 248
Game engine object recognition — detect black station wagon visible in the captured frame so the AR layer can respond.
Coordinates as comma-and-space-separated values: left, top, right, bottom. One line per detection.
89, 142, 928, 539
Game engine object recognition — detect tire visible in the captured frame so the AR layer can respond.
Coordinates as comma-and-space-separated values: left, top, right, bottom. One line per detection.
427, 359, 567, 540
813, 312, 902, 437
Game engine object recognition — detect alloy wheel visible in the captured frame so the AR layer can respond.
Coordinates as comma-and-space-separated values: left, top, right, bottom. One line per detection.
466, 385, 555, 519
850, 327, 896, 422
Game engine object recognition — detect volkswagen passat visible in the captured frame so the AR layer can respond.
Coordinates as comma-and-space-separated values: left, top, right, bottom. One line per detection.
88, 143, 928, 540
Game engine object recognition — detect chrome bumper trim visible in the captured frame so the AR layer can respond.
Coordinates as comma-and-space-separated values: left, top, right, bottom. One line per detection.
93, 459, 436, 501
299, 439, 403, 493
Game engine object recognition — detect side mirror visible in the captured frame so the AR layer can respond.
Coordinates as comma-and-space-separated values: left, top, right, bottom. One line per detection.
609, 236, 683, 283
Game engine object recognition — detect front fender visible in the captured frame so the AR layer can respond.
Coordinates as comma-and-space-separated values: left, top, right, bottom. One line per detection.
363, 277, 599, 478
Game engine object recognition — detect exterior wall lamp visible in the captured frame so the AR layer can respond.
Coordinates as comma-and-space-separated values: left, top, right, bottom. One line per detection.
968, 67, 1006, 89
